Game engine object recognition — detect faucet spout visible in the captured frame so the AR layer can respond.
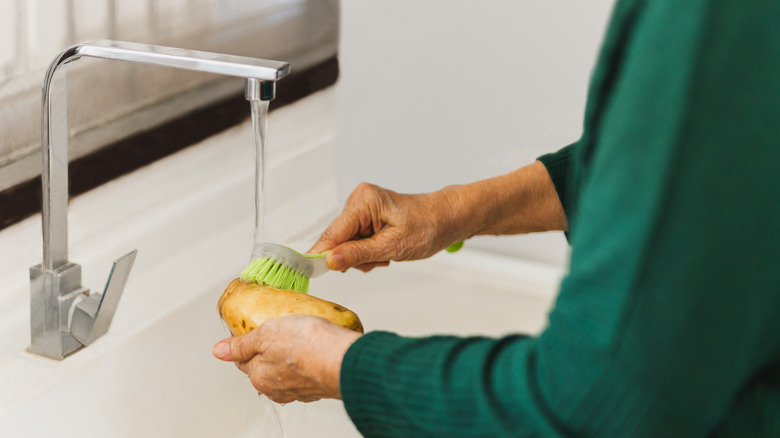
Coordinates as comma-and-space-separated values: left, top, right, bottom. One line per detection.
245, 78, 276, 101
31, 40, 290, 359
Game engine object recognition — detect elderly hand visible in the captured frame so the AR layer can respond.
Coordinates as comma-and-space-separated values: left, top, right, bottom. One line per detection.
212, 315, 361, 403
309, 182, 467, 272
311, 162, 567, 272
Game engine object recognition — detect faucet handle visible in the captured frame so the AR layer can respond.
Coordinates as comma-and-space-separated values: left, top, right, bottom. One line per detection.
70, 249, 137, 346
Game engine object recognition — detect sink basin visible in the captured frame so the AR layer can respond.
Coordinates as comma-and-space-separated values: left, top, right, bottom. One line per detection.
0, 251, 559, 438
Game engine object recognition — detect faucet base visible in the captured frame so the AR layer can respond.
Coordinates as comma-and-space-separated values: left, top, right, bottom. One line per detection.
29, 263, 87, 359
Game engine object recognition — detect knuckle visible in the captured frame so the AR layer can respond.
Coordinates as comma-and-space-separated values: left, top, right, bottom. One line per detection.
353, 182, 386, 204
349, 183, 371, 202
236, 336, 257, 358
355, 182, 376, 193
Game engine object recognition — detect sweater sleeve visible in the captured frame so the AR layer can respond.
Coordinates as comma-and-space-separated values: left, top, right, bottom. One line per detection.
341, 333, 560, 437
340, 2, 780, 437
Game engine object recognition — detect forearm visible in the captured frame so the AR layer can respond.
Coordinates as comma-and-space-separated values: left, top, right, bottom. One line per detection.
442, 161, 567, 239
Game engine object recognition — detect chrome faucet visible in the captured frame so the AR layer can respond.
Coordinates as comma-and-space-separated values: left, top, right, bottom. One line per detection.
30, 40, 290, 359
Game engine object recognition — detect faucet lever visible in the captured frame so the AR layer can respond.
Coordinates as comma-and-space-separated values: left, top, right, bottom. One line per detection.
70, 250, 137, 346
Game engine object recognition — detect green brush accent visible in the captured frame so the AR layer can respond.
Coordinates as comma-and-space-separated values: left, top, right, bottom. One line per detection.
241, 247, 328, 294
446, 241, 464, 253
241, 257, 311, 293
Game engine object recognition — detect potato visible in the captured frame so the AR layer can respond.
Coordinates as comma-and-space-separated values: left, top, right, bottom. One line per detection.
218, 278, 364, 335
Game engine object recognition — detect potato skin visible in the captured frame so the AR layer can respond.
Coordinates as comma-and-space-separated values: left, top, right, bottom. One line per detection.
218, 278, 364, 336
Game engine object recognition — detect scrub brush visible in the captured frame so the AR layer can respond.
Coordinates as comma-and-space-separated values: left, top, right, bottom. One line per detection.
241, 240, 465, 294
241, 242, 329, 293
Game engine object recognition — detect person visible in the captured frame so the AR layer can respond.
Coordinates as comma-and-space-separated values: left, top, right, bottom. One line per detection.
212, 1, 780, 436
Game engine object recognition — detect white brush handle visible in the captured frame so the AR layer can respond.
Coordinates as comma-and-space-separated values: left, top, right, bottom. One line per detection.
307, 256, 329, 278
253, 242, 331, 279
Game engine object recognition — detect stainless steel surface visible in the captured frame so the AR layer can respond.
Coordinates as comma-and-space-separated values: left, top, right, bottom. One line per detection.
70, 250, 137, 346
29, 263, 87, 358
245, 78, 277, 102
76, 41, 290, 81
31, 40, 289, 360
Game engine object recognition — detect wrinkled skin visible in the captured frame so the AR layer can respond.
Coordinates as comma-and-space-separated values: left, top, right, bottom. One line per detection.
308, 182, 467, 272
213, 314, 361, 403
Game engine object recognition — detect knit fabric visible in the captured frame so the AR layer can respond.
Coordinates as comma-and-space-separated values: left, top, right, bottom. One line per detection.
340, 0, 780, 436
537, 142, 576, 220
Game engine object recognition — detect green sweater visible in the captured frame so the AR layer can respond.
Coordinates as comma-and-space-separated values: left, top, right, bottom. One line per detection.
340, 1, 780, 436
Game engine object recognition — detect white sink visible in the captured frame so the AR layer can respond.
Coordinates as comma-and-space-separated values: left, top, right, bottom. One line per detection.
0, 254, 559, 438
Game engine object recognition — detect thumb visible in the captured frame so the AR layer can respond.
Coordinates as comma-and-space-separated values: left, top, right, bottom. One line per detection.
212, 335, 257, 362
327, 233, 397, 270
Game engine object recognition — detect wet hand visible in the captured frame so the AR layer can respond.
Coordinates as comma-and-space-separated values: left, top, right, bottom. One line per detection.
212, 315, 361, 403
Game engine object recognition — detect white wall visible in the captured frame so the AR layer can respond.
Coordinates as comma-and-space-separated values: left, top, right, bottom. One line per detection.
335, 0, 615, 267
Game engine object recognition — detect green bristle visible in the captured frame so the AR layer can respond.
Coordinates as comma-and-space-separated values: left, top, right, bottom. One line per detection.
241, 257, 310, 293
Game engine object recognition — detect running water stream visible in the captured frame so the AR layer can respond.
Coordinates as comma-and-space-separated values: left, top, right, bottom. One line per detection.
249, 97, 288, 438
249, 97, 307, 437
250, 99, 270, 260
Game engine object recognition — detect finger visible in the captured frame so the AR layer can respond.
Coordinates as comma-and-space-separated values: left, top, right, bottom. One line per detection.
310, 182, 390, 254
212, 334, 259, 362
354, 261, 390, 272
266, 391, 299, 404
308, 210, 362, 254
235, 359, 253, 374
327, 233, 398, 270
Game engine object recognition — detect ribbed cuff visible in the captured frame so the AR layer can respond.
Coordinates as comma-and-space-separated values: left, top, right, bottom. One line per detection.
537, 143, 576, 218
340, 331, 406, 437
538, 142, 577, 241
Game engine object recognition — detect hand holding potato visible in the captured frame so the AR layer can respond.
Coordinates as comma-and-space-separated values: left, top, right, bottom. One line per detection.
212, 314, 361, 403
215, 279, 364, 402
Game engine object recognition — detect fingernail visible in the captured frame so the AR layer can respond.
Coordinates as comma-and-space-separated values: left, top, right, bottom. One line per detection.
212, 340, 231, 359
329, 253, 345, 270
